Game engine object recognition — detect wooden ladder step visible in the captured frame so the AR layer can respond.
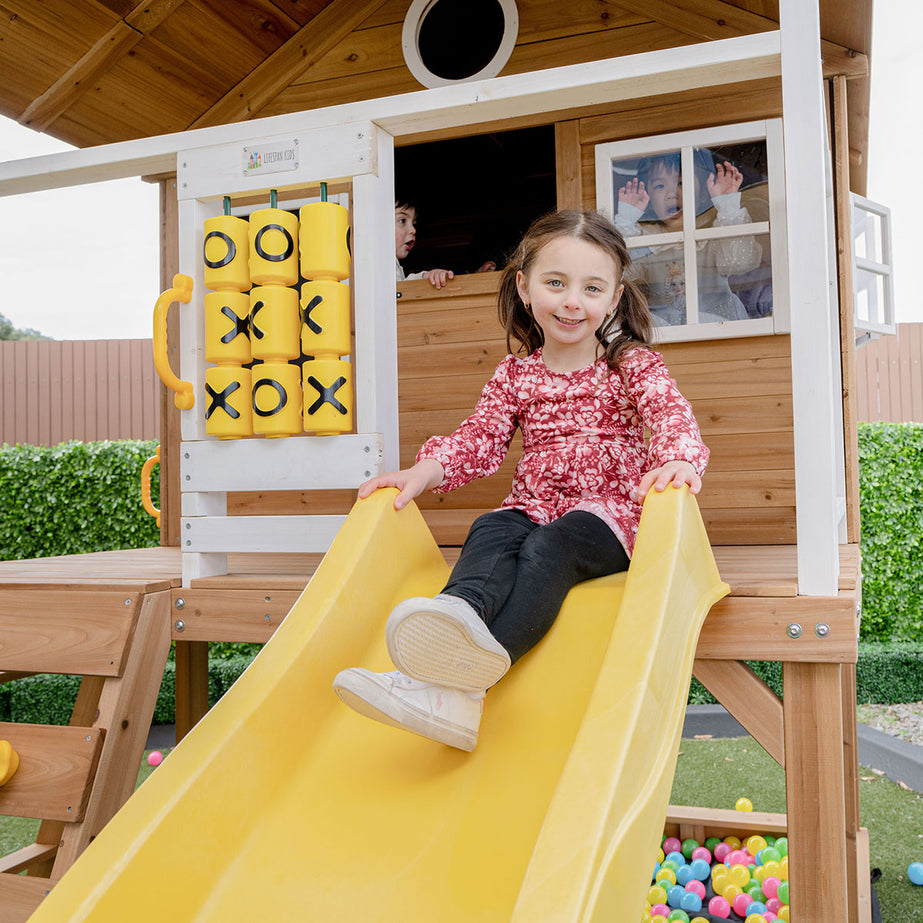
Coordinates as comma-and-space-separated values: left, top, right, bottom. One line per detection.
0, 843, 57, 874
0, 724, 105, 822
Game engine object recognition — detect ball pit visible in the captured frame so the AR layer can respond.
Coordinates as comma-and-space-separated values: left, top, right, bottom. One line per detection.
645, 829, 791, 923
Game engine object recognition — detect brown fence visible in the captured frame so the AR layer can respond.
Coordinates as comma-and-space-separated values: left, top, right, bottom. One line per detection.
855, 324, 923, 424
0, 339, 160, 447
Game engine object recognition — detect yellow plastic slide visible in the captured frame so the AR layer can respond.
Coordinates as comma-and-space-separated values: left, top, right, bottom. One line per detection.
30, 486, 727, 922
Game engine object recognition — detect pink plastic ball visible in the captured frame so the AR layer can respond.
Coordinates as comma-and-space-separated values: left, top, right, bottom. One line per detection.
708, 895, 731, 918
685, 880, 706, 899
651, 903, 670, 917
762, 876, 781, 900
714, 842, 732, 863
766, 898, 783, 914
147, 750, 163, 767
691, 846, 712, 863
733, 893, 754, 917
663, 837, 682, 854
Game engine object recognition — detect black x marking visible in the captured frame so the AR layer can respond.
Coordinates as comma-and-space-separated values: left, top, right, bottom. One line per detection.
205, 381, 241, 419
220, 305, 249, 344
306, 375, 348, 416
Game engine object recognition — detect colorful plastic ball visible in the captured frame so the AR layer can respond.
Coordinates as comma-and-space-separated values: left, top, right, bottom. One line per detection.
675, 866, 694, 886
713, 842, 732, 863
705, 837, 722, 852
724, 836, 742, 849
147, 750, 163, 767
666, 850, 686, 866
747, 835, 768, 855
650, 916, 668, 923
691, 846, 711, 864
746, 901, 768, 915
728, 864, 751, 888
908, 862, 923, 885
681, 838, 699, 860
735, 797, 754, 812
760, 846, 782, 864
690, 918, 710, 923
651, 904, 670, 918
708, 895, 731, 918
745, 915, 768, 923
766, 897, 783, 914
762, 876, 781, 900
774, 837, 788, 858
656, 868, 677, 887
689, 859, 711, 882
679, 891, 703, 913
777, 880, 790, 904
778, 909, 790, 923
733, 892, 754, 917
667, 885, 686, 908
667, 911, 690, 923
685, 880, 706, 899
663, 837, 682, 854
648, 885, 668, 905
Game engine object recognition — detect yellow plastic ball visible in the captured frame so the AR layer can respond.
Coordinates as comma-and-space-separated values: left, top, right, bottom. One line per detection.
746, 835, 768, 855
778, 908, 790, 922
735, 797, 754, 812
728, 864, 751, 887
780, 856, 789, 880
647, 885, 667, 905
724, 836, 742, 849
655, 867, 677, 886
745, 915, 768, 923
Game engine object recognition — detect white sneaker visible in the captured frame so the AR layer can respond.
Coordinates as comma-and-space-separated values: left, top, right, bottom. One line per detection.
332, 668, 483, 751
386, 594, 511, 692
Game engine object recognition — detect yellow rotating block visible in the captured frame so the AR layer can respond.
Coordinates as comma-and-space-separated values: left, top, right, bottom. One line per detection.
204, 215, 250, 292
0, 740, 19, 787
249, 208, 299, 287
252, 362, 302, 438
205, 365, 253, 439
205, 291, 251, 365
250, 286, 301, 361
299, 202, 350, 281
300, 280, 351, 358
303, 358, 352, 435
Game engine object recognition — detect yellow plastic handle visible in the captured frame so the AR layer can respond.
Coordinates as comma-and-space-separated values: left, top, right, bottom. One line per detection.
0, 739, 20, 787
141, 445, 161, 529
153, 273, 195, 410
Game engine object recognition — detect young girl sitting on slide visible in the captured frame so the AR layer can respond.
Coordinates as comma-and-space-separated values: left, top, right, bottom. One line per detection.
334, 209, 709, 751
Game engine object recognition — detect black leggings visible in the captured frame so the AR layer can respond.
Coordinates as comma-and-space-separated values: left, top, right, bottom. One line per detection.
442, 509, 630, 664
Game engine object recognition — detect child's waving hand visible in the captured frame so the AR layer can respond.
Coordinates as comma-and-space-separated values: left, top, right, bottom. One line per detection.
706, 161, 743, 198
618, 177, 650, 212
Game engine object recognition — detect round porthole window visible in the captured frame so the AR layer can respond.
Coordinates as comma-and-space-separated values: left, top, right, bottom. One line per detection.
402, 0, 519, 89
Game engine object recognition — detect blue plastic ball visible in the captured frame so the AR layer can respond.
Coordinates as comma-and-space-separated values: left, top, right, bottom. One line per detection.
689, 858, 711, 881
675, 865, 694, 886
667, 884, 687, 908
666, 851, 687, 867
908, 862, 923, 885
679, 891, 703, 913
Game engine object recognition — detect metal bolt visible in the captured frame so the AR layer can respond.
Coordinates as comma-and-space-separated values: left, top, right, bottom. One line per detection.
186, 474, 191, 481
815, 622, 830, 638
174, 619, 186, 633
124, 598, 132, 606
185, 452, 190, 459
364, 445, 370, 453
265, 596, 271, 602
365, 470, 371, 477
185, 522, 191, 529
786, 623, 803, 639
265, 614, 271, 621
185, 540, 191, 546
175, 598, 186, 610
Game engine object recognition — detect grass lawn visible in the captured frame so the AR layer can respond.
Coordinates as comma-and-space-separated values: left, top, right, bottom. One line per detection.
671, 736, 923, 919
2, 740, 923, 918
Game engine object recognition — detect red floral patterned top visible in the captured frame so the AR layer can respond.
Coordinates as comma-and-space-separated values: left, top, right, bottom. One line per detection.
417, 347, 708, 556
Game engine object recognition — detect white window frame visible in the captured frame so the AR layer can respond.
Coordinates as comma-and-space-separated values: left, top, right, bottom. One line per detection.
851, 193, 895, 337
594, 119, 789, 343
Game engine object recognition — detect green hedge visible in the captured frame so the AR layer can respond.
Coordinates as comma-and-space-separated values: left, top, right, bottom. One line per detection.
0, 441, 160, 561
857, 422, 923, 641
689, 643, 923, 706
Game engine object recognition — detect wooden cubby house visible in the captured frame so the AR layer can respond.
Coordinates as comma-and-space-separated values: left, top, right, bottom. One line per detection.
0, 1, 880, 920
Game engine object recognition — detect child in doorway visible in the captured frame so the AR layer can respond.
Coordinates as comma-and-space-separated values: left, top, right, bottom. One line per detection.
395, 198, 454, 289
615, 151, 762, 325
334, 209, 708, 751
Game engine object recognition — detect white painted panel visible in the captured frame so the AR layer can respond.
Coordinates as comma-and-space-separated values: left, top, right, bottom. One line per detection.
780, 0, 839, 595
180, 516, 347, 553
182, 552, 228, 586
177, 123, 376, 201
180, 434, 384, 491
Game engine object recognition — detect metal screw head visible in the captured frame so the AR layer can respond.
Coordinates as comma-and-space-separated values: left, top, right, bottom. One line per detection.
815, 622, 831, 638
175, 598, 186, 610
786, 623, 803, 639
124, 598, 132, 606
174, 619, 186, 633
265, 614, 271, 621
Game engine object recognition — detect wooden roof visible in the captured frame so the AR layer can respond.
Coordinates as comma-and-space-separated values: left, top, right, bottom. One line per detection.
0, 0, 873, 189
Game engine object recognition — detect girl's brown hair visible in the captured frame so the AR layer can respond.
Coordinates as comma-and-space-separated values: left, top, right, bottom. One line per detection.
498, 209, 653, 369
